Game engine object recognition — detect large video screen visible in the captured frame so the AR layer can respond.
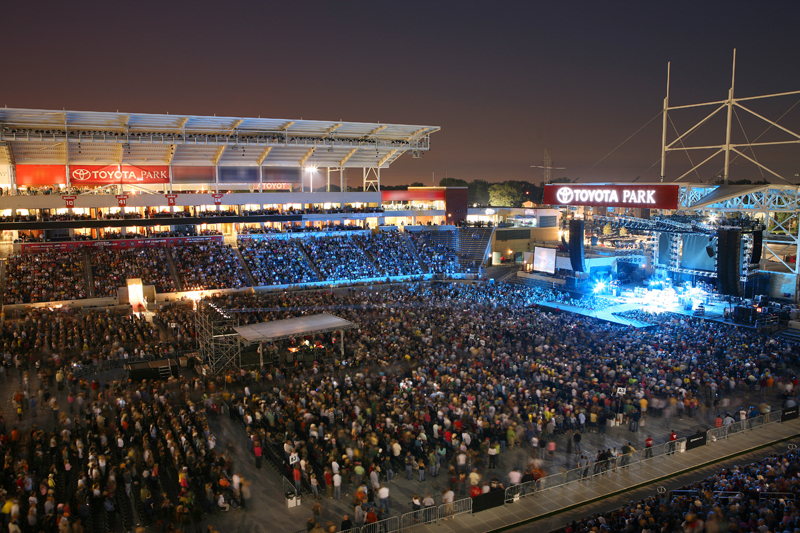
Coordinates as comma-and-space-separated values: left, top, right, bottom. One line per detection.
533, 247, 557, 274
680, 235, 717, 271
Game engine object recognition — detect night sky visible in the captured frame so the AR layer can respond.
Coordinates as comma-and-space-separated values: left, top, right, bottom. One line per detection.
3, 1, 800, 186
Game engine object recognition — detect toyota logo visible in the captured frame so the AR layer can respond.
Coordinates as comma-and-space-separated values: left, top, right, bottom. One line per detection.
555, 187, 573, 204
72, 168, 91, 181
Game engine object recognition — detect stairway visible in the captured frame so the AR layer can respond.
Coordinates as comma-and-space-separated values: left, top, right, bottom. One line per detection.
458, 226, 495, 273
83, 248, 96, 298
158, 360, 172, 379
232, 244, 258, 287
298, 238, 326, 281
401, 231, 427, 272
234, 247, 258, 287
779, 321, 800, 342
163, 248, 184, 291
352, 234, 382, 273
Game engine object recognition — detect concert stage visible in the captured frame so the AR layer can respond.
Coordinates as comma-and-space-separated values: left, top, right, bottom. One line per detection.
539, 284, 736, 329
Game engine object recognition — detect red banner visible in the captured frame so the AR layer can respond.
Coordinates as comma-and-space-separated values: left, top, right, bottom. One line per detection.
165, 194, 178, 206
543, 184, 679, 209
381, 189, 447, 202
212, 193, 224, 205
62, 195, 77, 208
69, 165, 170, 184
115, 194, 129, 207
20, 235, 223, 253
16, 165, 67, 186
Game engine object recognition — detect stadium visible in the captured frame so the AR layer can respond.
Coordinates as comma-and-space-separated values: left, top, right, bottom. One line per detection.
0, 66, 800, 533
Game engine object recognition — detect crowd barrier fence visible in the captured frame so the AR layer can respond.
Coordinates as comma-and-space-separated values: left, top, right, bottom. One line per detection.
280, 408, 797, 533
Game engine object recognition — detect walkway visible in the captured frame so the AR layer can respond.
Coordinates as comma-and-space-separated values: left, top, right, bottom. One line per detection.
195, 384, 789, 533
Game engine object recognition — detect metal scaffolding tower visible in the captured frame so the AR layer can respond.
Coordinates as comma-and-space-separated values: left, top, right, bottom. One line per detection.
195, 300, 242, 374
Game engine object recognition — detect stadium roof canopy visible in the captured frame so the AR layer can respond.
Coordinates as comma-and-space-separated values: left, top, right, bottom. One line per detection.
233, 313, 356, 343
0, 108, 439, 169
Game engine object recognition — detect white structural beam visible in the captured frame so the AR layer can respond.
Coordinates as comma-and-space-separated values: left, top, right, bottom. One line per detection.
299, 148, 315, 167
377, 149, 398, 167
212, 145, 227, 165
166, 145, 177, 165
405, 127, 432, 141
325, 123, 343, 135
730, 148, 792, 184
256, 146, 273, 165
365, 125, 387, 137
339, 148, 358, 167
228, 118, 244, 133
671, 149, 723, 182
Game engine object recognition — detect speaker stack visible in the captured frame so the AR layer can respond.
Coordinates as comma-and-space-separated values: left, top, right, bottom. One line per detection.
751, 230, 763, 264
717, 229, 743, 296
569, 219, 587, 272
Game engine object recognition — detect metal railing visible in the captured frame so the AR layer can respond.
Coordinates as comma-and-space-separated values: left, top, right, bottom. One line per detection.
400, 507, 437, 530
293, 407, 796, 533
759, 492, 796, 501
707, 409, 783, 442
360, 516, 399, 533
438, 497, 472, 520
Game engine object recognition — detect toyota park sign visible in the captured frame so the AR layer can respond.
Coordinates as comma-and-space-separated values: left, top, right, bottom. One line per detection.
70, 165, 170, 184
543, 184, 679, 209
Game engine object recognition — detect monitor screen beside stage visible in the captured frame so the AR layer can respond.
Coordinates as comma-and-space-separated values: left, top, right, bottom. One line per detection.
533, 246, 557, 274
680, 235, 717, 272
657, 233, 671, 266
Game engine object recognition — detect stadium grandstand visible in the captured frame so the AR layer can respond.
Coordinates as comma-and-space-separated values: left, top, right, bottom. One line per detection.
0, 106, 799, 533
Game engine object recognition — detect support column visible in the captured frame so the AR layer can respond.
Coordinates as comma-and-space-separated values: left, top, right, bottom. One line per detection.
10, 164, 17, 194
660, 62, 670, 183
363, 167, 380, 192
340, 330, 344, 357
723, 49, 736, 184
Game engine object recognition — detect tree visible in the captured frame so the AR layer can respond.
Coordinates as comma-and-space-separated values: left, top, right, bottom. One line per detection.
438, 177, 468, 188
409, 182, 424, 187
468, 180, 491, 205
489, 182, 525, 207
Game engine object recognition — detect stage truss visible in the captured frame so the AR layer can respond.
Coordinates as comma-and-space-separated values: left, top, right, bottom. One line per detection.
656, 50, 800, 297
195, 301, 242, 374
594, 214, 762, 282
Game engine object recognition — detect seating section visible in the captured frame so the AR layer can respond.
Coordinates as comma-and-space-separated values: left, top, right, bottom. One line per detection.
354, 231, 423, 276
4, 251, 86, 304
90, 248, 177, 296
301, 235, 379, 281
3, 230, 485, 305
239, 238, 319, 286
407, 230, 462, 274
459, 226, 494, 273
172, 242, 249, 290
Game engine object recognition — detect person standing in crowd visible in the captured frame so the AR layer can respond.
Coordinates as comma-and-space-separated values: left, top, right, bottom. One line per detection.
668, 430, 678, 454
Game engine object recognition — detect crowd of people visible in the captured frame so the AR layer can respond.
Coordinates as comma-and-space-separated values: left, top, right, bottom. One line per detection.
0, 363, 251, 533
301, 236, 379, 281
353, 231, 423, 277
4, 251, 86, 304
0, 306, 165, 368
558, 449, 800, 533
139, 281, 794, 530
171, 243, 249, 291
242, 206, 383, 216
90, 248, 177, 296
239, 238, 320, 287
405, 231, 461, 275
0, 271, 796, 531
